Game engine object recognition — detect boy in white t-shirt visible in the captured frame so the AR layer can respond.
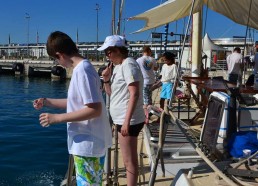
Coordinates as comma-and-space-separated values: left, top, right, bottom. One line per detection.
136, 46, 158, 123
33, 31, 112, 185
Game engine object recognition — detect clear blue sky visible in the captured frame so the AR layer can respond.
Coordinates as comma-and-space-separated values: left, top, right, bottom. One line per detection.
0, 0, 256, 45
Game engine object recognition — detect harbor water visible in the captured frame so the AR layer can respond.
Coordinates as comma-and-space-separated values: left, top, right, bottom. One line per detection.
0, 75, 69, 186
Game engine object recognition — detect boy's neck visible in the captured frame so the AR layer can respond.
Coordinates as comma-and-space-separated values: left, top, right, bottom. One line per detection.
71, 55, 84, 67
166, 62, 173, 66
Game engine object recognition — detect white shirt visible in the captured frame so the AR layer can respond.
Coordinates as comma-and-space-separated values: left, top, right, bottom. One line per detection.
136, 55, 157, 85
160, 63, 177, 83
67, 60, 112, 157
110, 57, 145, 125
226, 52, 243, 75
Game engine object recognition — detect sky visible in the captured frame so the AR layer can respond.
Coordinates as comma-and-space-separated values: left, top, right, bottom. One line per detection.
0, 0, 256, 45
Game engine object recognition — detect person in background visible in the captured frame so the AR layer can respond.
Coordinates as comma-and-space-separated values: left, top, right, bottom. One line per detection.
33, 31, 112, 186
226, 47, 243, 84
159, 52, 177, 110
98, 35, 145, 186
253, 47, 258, 75
136, 46, 158, 124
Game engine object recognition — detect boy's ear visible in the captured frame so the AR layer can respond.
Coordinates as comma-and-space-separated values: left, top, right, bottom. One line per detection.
55, 52, 61, 59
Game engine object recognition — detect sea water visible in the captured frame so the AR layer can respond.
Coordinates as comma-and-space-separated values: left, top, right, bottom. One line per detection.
0, 75, 69, 186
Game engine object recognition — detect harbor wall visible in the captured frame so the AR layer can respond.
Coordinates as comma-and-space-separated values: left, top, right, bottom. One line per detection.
0, 59, 106, 79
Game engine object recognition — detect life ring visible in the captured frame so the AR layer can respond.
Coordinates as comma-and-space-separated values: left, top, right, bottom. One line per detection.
12, 62, 24, 73
51, 65, 66, 78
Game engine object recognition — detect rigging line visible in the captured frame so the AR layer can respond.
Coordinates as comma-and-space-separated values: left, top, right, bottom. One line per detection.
219, 25, 234, 38
168, 0, 197, 109
182, 18, 185, 34
242, 0, 253, 84
112, 0, 116, 35
202, 0, 209, 54
122, 18, 126, 36
132, 29, 154, 58
186, 17, 193, 71
243, 0, 253, 54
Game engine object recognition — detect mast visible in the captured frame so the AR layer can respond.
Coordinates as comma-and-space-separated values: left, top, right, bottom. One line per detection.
191, 11, 202, 78
116, 0, 125, 35
112, 0, 116, 34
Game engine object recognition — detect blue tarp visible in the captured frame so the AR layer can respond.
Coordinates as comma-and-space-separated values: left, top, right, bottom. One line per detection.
228, 131, 258, 158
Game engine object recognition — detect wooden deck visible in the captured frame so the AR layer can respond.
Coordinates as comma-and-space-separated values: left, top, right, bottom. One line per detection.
103, 129, 175, 186
103, 85, 200, 185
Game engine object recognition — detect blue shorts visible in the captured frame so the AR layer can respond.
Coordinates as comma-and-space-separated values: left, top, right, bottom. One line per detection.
160, 83, 173, 99
143, 84, 153, 105
73, 155, 105, 186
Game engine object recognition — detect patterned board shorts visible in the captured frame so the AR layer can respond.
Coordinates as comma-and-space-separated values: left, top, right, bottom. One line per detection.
143, 84, 153, 105
73, 155, 105, 186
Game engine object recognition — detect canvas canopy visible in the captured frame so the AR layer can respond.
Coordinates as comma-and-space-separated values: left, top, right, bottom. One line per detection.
130, 0, 258, 33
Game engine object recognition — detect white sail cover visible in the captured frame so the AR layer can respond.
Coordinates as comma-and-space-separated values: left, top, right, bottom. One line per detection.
130, 0, 258, 32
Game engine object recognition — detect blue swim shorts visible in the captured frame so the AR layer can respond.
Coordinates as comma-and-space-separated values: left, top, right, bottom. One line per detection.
160, 83, 173, 99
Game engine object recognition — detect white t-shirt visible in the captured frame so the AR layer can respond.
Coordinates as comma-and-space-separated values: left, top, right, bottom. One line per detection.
226, 52, 243, 75
67, 60, 112, 157
110, 57, 145, 125
136, 55, 157, 85
160, 63, 177, 83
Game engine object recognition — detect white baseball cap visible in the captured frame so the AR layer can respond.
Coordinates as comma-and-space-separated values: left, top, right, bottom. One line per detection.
97, 35, 127, 51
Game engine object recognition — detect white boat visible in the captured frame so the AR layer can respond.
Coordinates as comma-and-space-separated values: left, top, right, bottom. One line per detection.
129, 1, 258, 185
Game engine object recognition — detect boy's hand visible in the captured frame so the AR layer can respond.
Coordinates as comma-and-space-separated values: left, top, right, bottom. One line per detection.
39, 113, 59, 127
33, 98, 44, 110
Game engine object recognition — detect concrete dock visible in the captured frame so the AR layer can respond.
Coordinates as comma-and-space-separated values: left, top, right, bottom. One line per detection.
0, 59, 106, 79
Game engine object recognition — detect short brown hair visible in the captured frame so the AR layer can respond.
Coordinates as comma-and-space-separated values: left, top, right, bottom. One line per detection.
46, 31, 78, 58
233, 47, 241, 53
142, 46, 151, 53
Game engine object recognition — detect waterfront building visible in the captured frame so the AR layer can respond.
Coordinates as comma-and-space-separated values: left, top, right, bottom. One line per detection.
0, 37, 255, 78
0, 37, 254, 62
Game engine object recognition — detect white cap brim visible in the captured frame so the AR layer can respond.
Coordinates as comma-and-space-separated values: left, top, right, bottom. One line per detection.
97, 35, 127, 51
97, 44, 109, 51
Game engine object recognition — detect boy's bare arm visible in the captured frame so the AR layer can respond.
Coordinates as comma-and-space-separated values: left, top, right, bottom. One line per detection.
39, 102, 102, 127
33, 98, 67, 110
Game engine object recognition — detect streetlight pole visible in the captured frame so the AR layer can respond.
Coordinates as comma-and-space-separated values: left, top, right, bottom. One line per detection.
25, 13, 30, 58
95, 3, 100, 61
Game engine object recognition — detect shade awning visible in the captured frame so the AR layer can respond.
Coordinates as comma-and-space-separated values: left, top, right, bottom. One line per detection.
130, 0, 258, 33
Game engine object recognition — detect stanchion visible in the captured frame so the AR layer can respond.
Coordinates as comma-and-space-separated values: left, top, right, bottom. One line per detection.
148, 111, 170, 186
104, 148, 112, 185
112, 124, 119, 186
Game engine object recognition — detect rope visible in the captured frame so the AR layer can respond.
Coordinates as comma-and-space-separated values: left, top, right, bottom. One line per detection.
202, 1, 209, 53
242, 0, 253, 84
168, 0, 197, 109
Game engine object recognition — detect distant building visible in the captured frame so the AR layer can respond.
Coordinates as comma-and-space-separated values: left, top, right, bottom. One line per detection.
0, 37, 254, 62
